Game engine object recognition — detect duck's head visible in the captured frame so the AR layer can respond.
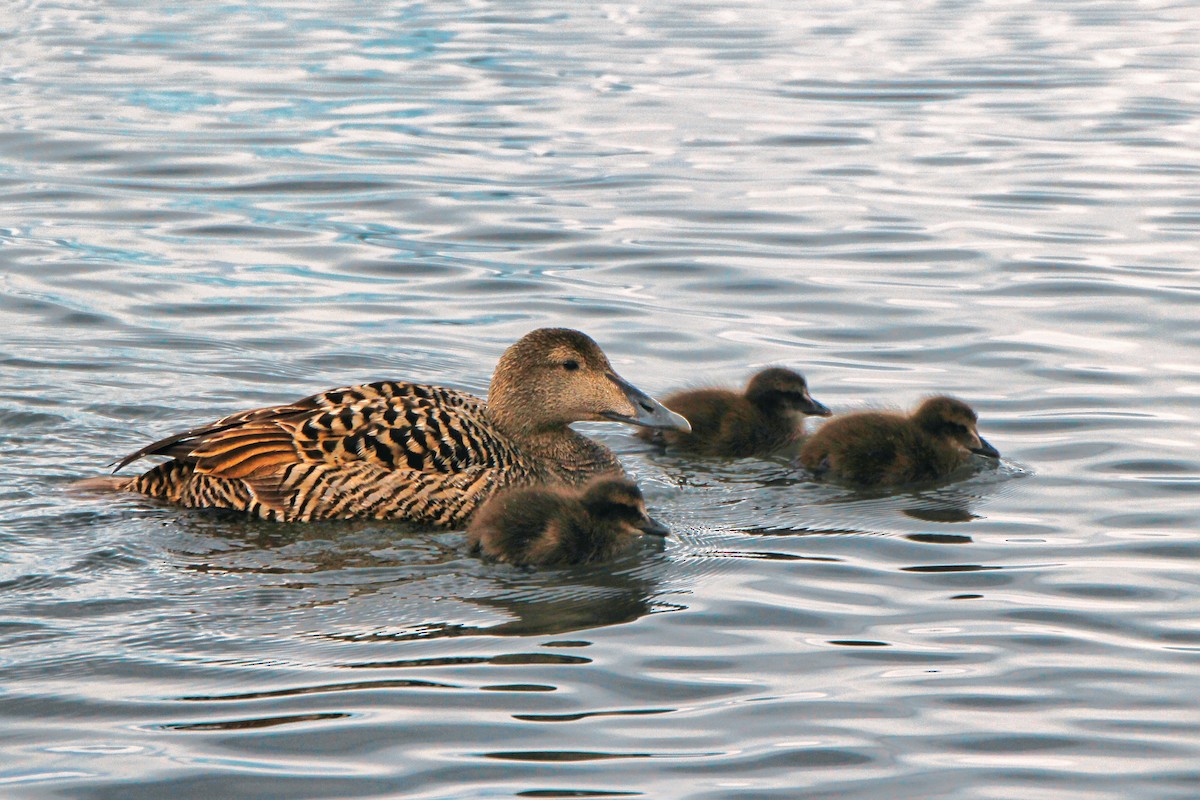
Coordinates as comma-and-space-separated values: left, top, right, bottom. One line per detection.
744, 367, 832, 417
580, 477, 670, 538
914, 396, 1000, 459
488, 328, 691, 436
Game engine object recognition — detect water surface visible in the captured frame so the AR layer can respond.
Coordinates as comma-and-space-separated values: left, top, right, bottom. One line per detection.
2, 1, 1199, 798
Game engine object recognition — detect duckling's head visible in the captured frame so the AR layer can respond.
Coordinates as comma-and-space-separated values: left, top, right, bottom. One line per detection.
488, 328, 691, 437
744, 368, 832, 417
579, 477, 670, 538
913, 396, 1000, 459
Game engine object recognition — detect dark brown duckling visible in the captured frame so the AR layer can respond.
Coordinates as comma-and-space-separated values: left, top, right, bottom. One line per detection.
97, 328, 690, 525
636, 367, 831, 457
799, 395, 1000, 488
467, 476, 669, 566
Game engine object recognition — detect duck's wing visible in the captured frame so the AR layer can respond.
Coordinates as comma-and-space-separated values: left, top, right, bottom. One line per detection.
111, 403, 313, 472
114, 381, 507, 477
268, 392, 518, 477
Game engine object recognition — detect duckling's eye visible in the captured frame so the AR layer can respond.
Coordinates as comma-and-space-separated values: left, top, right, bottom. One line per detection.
562, 359, 580, 372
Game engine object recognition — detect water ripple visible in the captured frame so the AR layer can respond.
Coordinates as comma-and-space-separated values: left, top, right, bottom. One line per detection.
2, 1, 1199, 798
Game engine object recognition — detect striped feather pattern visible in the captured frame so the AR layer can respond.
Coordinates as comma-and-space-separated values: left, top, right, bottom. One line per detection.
122, 381, 609, 525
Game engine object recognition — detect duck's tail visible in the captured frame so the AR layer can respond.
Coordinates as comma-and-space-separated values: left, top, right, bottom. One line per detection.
69, 476, 135, 493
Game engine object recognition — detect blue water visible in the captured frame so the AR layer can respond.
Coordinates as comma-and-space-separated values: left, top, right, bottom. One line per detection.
2, 1, 1199, 798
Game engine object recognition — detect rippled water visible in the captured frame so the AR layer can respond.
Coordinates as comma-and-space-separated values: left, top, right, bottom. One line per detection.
3, 1, 1199, 798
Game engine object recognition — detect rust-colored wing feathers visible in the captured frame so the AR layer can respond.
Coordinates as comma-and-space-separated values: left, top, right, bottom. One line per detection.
111, 403, 310, 472
187, 423, 302, 479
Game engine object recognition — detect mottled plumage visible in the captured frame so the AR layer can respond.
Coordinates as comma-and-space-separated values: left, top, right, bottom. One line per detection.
637, 367, 831, 457
799, 395, 1000, 487
467, 477, 669, 566
103, 328, 690, 525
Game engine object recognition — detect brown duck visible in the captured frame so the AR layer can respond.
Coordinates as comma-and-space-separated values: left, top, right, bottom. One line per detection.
799, 395, 999, 487
637, 367, 831, 457
467, 476, 669, 566
95, 328, 690, 525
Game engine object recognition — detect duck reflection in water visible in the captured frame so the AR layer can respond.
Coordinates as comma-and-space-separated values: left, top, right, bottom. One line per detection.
638, 368, 831, 458
467, 476, 669, 567
800, 396, 1000, 488
170, 508, 672, 643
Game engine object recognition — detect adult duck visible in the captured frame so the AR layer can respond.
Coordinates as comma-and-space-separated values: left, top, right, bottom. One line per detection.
799, 395, 999, 487
467, 476, 669, 566
100, 328, 690, 525
637, 367, 830, 457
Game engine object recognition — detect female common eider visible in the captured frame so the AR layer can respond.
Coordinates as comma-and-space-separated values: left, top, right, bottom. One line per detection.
799, 395, 999, 487
637, 367, 830, 457
467, 476, 669, 566
98, 328, 690, 525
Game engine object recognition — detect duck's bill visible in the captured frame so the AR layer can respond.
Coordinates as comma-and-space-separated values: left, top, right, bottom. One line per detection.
638, 514, 670, 537
802, 395, 833, 417
603, 374, 691, 432
970, 436, 1000, 459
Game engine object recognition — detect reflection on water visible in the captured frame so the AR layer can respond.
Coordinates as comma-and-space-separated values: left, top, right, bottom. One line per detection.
2, 0, 1200, 798
167, 513, 669, 641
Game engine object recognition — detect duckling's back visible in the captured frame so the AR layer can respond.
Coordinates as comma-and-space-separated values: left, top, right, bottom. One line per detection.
801, 412, 891, 485
639, 388, 784, 456
467, 487, 581, 564
637, 389, 729, 441
800, 411, 969, 487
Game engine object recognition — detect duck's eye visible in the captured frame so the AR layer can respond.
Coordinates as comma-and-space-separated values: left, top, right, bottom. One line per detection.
562, 359, 580, 372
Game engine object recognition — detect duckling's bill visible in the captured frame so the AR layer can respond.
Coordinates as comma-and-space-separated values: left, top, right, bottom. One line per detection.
801, 394, 833, 417
602, 373, 691, 432
971, 436, 1000, 459
638, 514, 670, 537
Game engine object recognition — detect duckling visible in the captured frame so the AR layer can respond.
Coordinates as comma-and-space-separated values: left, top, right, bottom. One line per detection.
799, 395, 1000, 487
637, 367, 831, 457
467, 477, 669, 566
101, 328, 690, 525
